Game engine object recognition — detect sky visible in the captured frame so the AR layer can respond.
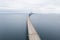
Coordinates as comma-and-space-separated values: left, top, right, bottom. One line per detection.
0, 0, 60, 13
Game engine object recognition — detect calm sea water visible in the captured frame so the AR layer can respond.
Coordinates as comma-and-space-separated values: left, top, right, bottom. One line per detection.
0, 13, 60, 40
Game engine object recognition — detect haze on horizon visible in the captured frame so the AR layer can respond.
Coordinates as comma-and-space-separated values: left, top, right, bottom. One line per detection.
0, 0, 60, 13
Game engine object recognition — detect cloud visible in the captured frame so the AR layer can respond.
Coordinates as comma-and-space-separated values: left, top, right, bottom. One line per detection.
0, 0, 60, 13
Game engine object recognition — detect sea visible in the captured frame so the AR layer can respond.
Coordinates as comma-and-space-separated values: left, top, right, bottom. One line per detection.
0, 13, 60, 40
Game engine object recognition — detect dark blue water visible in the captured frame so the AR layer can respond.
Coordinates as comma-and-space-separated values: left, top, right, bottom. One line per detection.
0, 13, 26, 40
0, 13, 60, 40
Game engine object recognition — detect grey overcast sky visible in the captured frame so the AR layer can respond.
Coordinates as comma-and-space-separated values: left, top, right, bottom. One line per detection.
0, 0, 60, 13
